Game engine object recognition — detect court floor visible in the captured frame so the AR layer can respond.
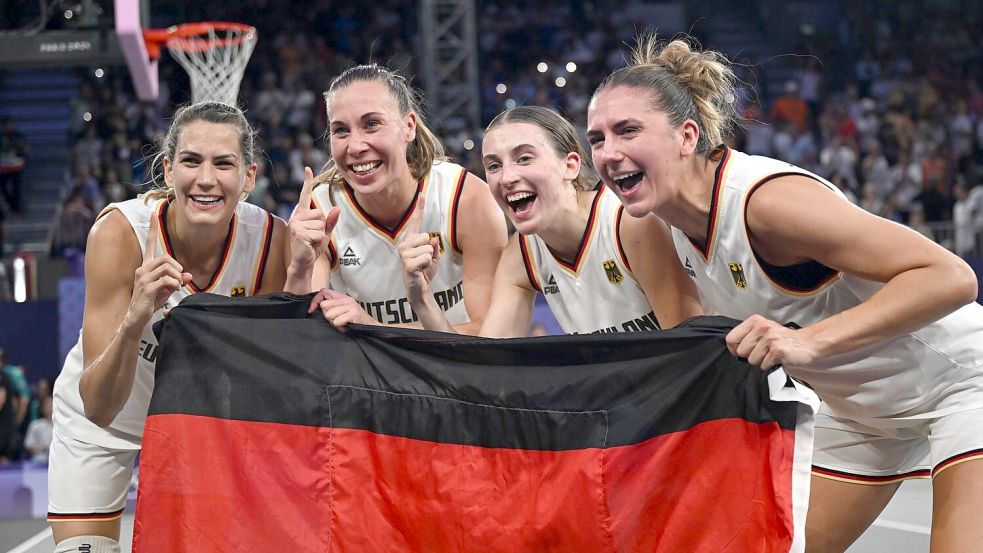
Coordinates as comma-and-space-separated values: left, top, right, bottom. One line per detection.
1, 479, 932, 552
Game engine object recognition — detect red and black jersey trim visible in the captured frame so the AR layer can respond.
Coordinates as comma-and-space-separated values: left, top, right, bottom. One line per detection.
449, 168, 467, 254
343, 179, 423, 240
614, 205, 631, 272
252, 211, 275, 294
158, 201, 236, 293
812, 465, 930, 483
48, 507, 125, 521
744, 173, 839, 293
934, 448, 983, 476
517, 235, 541, 291
551, 188, 604, 272
148, 295, 801, 450
687, 146, 730, 259
326, 240, 338, 269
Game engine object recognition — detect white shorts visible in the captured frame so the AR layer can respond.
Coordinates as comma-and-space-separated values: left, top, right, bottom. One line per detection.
47, 429, 139, 522
812, 405, 983, 484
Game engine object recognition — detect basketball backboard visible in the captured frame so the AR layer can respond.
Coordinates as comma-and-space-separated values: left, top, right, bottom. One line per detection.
114, 0, 158, 101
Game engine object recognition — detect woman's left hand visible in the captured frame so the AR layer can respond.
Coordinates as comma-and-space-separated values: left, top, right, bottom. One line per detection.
725, 314, 820, 370
308, 288, 377, 331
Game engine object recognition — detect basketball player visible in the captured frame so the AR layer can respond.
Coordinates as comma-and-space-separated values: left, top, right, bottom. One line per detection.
286, 64, 507, 333
49, 102, 288, 552
587, 34, 983, 552
401, 106, 701, 336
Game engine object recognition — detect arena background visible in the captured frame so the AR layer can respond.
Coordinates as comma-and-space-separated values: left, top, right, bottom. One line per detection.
1, 0, 982, 550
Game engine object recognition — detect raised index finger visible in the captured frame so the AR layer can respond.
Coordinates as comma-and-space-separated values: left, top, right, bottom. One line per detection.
298, 166, 316, 212
145, 211, 160, 261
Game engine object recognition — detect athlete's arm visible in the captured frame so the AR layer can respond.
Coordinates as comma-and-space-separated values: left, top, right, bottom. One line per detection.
285, 168, 339, 293
258, 215, 289, 294
451, 172, 509, 334
403, 234, 538, 337
619, 211, 703, 328
78, 210, 191, 427
728, 174, 978, 369
476, 236, 540, 338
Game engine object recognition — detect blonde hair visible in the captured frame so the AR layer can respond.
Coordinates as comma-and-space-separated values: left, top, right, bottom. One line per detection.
142, 101, 258, 201
316, 64, 447, 187
594, 34, 742, 156
485, 106, 598, 192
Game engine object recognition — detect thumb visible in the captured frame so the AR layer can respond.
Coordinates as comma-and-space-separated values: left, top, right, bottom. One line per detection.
404, 193, 426, 237
429, 236, 442, 262
324, 206, 341, 235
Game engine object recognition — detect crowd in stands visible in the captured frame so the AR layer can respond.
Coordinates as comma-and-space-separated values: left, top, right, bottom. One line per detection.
0, 348, 52, 464
10, 1, 983, 263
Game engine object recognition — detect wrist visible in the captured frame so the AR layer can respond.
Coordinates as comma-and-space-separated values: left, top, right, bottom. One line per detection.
286, 265, 314, 291
120, 310, 149, 338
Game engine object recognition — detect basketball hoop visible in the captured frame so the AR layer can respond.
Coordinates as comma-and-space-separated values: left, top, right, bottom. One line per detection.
144, 22, 257, 106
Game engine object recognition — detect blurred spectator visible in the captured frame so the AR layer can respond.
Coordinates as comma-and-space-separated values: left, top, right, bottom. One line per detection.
72, 126, 104, 175
51, 186, 96, 261
796, 58, 823, 127
0, 350, 26, 463
0, 262, 11, 300
769, 81, 810, 133
1, 351, 29, 428
23, 397, 53, 462
743, 105, 775, 157
913, 177, 950, 224
860, 182, 885, 217
908, 205, 934, 241
289, 133, 328, 186
953, 181, 978, 258
0, 117, 28, 215
102, 169, 132, 205
829, 173, 858, 205
860, 140, 891, 198
27, 378, 51, 424
819, 135, 859, 190
854, 49, 880, 97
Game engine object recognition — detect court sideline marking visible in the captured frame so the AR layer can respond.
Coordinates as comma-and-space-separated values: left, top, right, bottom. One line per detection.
8, 526, 51, 553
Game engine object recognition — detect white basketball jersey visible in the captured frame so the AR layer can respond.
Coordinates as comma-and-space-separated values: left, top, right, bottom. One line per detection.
53, 197, 276, 448
312, 161, 470, 325
671, 147, 983, 422
520, 188, 657, 334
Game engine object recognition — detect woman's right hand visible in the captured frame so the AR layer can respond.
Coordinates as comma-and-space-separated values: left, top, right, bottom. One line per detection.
126, 212, 192, 327
398, 194, 441, 302
289, 166, 339, 272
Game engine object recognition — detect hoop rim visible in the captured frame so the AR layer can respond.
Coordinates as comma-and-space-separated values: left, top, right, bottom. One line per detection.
143, 22, 256, 60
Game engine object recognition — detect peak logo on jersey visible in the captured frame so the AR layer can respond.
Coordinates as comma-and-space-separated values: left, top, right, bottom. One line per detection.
231, 286, 246, 297
340, 246, 361, 267
427, 232, 446, 254
603, 259, 624, 285
684, 257, 697, 278
544, 274, 560, 295
729, 263, 748, 290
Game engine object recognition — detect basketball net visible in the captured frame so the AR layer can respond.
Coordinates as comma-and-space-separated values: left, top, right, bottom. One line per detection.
158, 24, 257, 106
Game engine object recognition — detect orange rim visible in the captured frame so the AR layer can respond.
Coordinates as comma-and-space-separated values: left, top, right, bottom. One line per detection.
143, 22, 256, 60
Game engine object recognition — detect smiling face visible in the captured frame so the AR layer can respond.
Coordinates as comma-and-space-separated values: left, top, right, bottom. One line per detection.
163, 120, 255, 227
482, 122, 581, 235
587, 85, 691, 217
327, 80, 417, 195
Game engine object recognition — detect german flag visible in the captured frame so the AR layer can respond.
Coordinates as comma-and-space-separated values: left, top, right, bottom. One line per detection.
134, 294, 816, 552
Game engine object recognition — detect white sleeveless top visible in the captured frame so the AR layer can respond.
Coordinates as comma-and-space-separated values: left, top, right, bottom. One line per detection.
52, 197, 276, 448
312, 161, 470, 325
520, 187, 657, 334
671, 147, 983, 422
